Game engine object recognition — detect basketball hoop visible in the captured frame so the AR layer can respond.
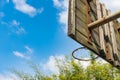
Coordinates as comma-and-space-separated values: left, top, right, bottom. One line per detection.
72, 47, 99, 61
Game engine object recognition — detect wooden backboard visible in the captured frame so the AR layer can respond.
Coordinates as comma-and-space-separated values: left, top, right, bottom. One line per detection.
68, 0, 120, 69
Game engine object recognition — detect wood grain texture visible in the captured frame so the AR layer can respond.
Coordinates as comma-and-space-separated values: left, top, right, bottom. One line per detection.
68, 0, 75, 37
101, 4, 113, 61
108, 10, 120, 66
68, 0, 99, 53
68, 0, 120, 69
96, 0, 106, 57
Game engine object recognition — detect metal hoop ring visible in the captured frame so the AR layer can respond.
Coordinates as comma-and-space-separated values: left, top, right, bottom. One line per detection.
72, 47, 99, 61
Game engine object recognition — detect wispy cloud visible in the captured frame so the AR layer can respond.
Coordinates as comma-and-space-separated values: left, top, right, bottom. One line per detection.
13, 51, 29, 59
37, 7, 44, 14
25, 46, 33, 54
11, 20, 20, 26
13, 46, 33, 59
1, 20, 26, 35
53, 0, 62, 8
15, 27, 26, 35
53, 0, 69, 33
12, 0, 43, 17
0, 73, 18, 80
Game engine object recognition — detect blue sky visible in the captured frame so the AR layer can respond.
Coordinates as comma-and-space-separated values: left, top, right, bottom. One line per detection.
0, 0, 81, 77
0, 0, 120, 79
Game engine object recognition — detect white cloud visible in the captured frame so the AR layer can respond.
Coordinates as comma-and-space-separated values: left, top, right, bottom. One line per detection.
25, 46, 33, 54
0, 73, 19, 80
75, 58, 107, 68
53, 0, 68, 9
11, 20, 20, 26
10, 20, 26, 35
12, 0, 43, 17
42, 55, 65, 74
15, 27, 26, 35
59, 10, 68, 32
12, 0, 36, 17
53, 0, 62, 8
53, 0, 69, 33
37, 7, 44, 14
13, 51, 30, 59
76, 59, 90, 68
1, 20, 26, 35
13, 46, 33, 59
41, 55, 108, 75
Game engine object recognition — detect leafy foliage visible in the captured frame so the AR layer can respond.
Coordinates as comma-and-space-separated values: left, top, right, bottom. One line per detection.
12, 54, 120, 80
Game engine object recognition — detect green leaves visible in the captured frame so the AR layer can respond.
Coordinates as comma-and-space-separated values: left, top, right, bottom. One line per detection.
12, 55, 120, 80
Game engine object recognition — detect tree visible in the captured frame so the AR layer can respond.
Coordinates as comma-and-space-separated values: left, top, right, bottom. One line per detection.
12, 55, 120, 80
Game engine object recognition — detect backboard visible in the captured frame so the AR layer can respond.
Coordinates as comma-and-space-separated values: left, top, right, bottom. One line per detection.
68, 0, 120, 69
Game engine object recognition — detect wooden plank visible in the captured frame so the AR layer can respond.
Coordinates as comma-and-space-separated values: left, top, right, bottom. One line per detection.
108, 10, 120, 66
75, 16, 87, 29
80, 0, 86, 5
91, 29, 100, 46
76, 26, 100, 43
75, 30, 99, 54
68, 0, 75, 37
89, 0, 100, 46
76, 0, 86, 15
75, 0, 87, 38
110, 22, 120, 66
75, 21, 87, 37
68, 0, 120, 70
115, 27, 120, 53
89, 0, 97, 22
89, 1, 97, 16
75, 9, 87, 23
88, 10, 120, 29
101, 4, 113, 61
115, 28, 120, 59
96, 0, 106, 57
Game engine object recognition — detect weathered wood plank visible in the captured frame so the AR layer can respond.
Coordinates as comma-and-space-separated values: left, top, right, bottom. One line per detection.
89, 0, 97, 22
89, 0, 100, 47
68, 0, 120, 69
75, 30, 99, 54
88, 10, 120, 29
96, 0, 106, 57
101, 4, 113, 61
115, 26, 120, 54
75, 19, 99, 41
75, 9, 87, 23
75, 17, 87, 30
75, 19, 87, 37
110, 22, 120, 66
108, 10, 119, 66
76, 0, 86, 15
115, 28, 120, 60
68, 0, 75, 37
